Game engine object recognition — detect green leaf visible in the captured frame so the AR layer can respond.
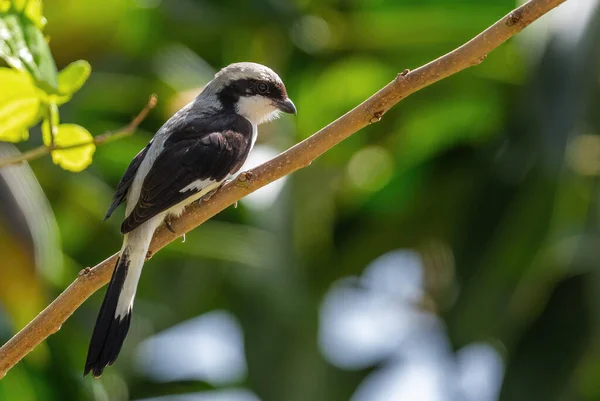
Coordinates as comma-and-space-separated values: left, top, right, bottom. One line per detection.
53, 60, 91, 104
0, 8, 58, 93
0, 68, 40, 142
46, 124, 96, 172
21, 15, 57, 92
0, 14, 36, 72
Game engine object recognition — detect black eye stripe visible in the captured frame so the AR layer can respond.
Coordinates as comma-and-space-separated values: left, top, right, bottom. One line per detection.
219, 78, 287, 110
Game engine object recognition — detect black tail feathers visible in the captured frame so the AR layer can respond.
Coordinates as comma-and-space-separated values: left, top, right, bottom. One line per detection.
84, 253, 132, 377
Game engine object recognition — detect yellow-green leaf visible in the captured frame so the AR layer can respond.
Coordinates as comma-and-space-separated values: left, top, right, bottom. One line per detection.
53, 60, 91, 104
1, 0, 45, 28
21, 15, 57, 92
23, 0, 45, 28
0, 68, 40, 141
48, 124, 96, 172
0, 129, 28, 142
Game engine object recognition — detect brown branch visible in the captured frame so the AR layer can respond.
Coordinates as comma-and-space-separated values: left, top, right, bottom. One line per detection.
0, 94, 158, 169
0, 0, 567, 379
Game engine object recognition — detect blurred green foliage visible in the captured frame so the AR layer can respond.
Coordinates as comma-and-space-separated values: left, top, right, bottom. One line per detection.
0, 0, 599, 401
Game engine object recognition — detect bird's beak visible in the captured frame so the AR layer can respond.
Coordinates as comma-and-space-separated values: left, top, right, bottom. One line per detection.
274, 98, 297, 115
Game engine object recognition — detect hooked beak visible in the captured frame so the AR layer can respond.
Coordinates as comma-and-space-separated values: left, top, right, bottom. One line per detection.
274, 98, 297, 115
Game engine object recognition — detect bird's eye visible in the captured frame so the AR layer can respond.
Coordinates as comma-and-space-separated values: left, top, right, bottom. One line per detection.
256, 82, 269, 94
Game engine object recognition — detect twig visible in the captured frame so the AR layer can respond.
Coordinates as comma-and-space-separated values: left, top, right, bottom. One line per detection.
0, 0, 567, 379
0, 94, 158, 169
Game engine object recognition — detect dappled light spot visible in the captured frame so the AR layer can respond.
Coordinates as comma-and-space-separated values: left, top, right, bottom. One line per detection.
361, 250, 424, 302
347, 146, 394, 192
567, 134, 600, 176
319, 250, 429, 369
291, 15, 333, 53
135, 389, 262, 401
351, 359, 448, 401
319, 249, 505, 401
134, 311, 247, 385
456, 343, 504, 401
319, 278, 429, 369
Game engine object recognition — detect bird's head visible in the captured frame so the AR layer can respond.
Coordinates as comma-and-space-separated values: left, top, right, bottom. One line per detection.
208, 62, 296, 125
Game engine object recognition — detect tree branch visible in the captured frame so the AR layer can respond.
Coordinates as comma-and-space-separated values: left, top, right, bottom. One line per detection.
0, 0, 567, 379
0, 94, 158, 169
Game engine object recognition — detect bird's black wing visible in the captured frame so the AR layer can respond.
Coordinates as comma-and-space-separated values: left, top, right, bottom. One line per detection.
120, 115, 253, 234
104, 142, 152, 221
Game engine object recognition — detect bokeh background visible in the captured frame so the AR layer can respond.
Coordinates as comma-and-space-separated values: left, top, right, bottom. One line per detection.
1, 0, 599, 400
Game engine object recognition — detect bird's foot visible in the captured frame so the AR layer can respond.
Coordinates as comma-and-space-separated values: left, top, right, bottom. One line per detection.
200, 178, 233, 204
201, 188, 219, 203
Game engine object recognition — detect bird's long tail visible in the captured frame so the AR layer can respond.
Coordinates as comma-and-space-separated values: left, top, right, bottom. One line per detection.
84, 225, 154, 377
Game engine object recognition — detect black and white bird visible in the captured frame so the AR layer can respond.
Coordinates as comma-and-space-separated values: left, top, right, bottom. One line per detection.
84, 62, 296, 377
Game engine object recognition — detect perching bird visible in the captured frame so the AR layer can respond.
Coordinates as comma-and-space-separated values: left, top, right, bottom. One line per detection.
84, 62, 296, 377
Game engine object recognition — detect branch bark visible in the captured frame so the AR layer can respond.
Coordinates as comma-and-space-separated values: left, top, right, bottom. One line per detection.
0, 0, 567, 379
0, 95, 158, 169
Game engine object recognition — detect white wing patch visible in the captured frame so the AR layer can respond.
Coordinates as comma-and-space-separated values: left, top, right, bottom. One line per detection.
180, 179, 213, 193
169, 180, 223, 218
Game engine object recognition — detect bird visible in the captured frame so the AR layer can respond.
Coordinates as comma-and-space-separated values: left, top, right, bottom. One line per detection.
84, 62, 296, 378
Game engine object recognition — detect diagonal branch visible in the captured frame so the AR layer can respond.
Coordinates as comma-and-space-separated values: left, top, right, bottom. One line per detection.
0, 94, 158, 169
0, 0, 567, 379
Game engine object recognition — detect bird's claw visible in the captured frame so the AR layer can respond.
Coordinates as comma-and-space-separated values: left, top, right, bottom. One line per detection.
202, 188, 219, 202
165, 219, 176, 234
200, 178, 233, 204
